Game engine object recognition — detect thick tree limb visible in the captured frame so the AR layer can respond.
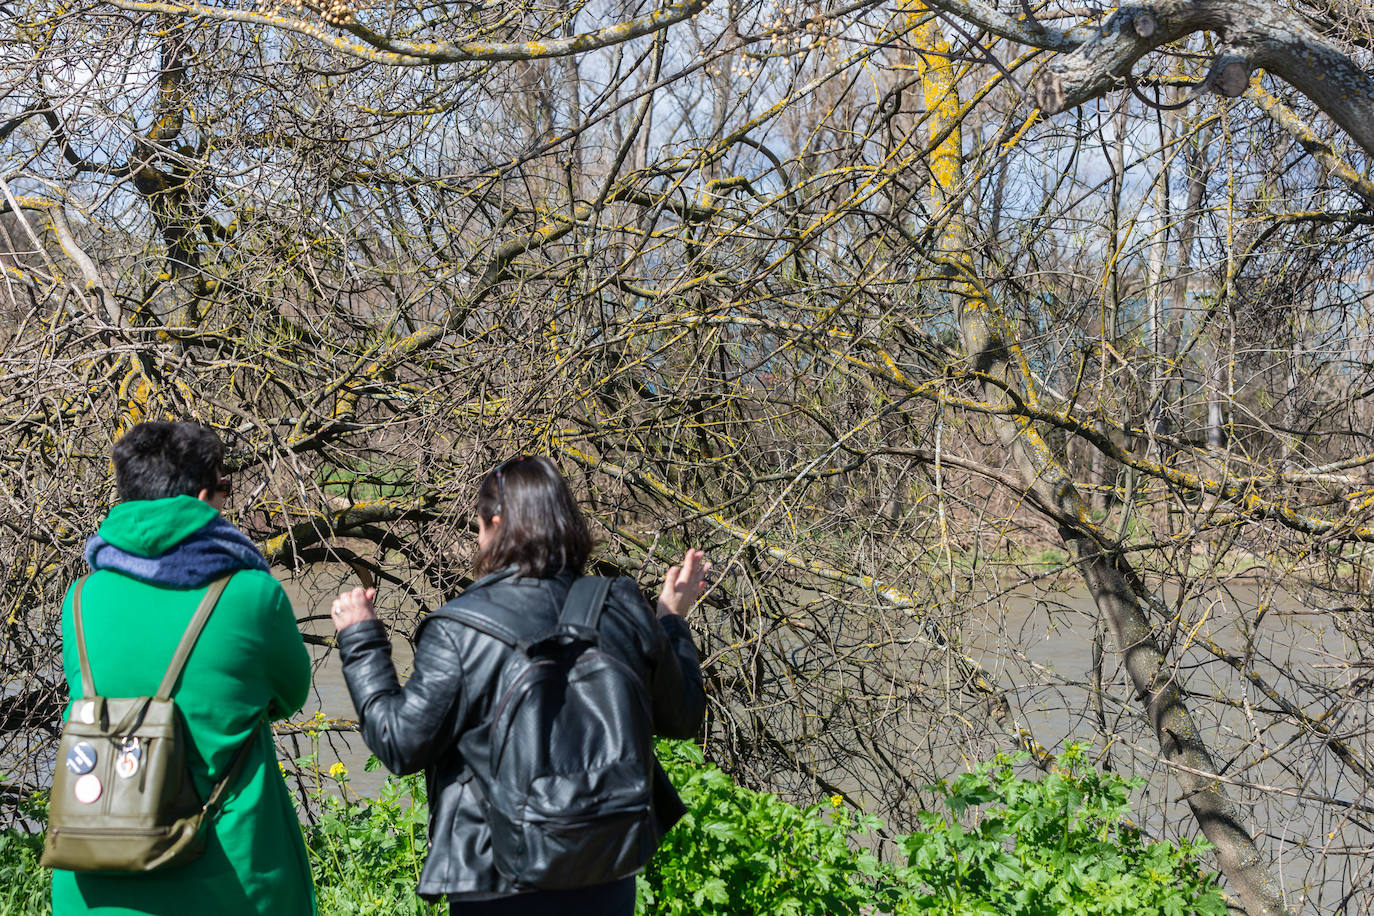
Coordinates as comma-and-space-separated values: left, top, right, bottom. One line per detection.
105, 0, 708, 66
908, 10, 1292, 911
921, 0, 1374, 158
259, 497, 442, 566
1031, 0, 1374, 157
1247, 78, 1374, 206
917, 0, 1087, 51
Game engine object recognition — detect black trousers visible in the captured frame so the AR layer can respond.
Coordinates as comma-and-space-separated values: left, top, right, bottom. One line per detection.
449, 878, 636, 916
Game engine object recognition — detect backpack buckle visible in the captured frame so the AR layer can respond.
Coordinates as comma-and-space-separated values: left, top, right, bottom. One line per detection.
560, 623, 599, 644
522, 625, 599, 656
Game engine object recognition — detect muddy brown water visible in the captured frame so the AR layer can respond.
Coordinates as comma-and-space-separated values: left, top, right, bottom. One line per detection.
279, 571, 408, 800
960, 578, 1359, 911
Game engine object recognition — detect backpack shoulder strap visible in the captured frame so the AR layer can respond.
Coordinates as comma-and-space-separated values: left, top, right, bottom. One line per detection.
201, 718, 262, 819
427, 578, 612, 647
155, 574, 233, 700
425, 603, 526, 647
558, 576, 612, 633
71, 575, 96, 700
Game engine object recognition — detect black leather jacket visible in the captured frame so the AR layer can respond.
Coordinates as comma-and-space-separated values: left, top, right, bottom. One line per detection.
337, 567, 706, 901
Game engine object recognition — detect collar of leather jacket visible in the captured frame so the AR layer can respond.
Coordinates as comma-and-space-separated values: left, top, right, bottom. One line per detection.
421, 566, 580, 644
462, 565, 578, 592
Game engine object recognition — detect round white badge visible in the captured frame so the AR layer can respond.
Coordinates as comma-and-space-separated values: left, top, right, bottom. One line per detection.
116, 753, 139, 779
77, 701, 96, 725
74, 773, 102, 804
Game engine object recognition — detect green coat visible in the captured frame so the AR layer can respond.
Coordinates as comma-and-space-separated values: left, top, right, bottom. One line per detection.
51, 497, 315, 916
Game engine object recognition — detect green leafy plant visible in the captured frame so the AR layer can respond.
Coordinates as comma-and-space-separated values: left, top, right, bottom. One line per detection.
0, 791, 51, 916
892, 744, 1228, 915
641, 741, 888, 916
301, 757, 441, 916
0, 743, 1227, 916
643, 741, 1227, 916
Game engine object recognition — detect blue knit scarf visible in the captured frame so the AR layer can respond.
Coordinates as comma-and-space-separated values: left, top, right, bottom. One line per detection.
85, 517, 271, 588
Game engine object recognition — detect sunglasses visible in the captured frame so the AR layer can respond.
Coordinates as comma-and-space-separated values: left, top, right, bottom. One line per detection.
492, 455, 532, 515
215, 476, 232, 496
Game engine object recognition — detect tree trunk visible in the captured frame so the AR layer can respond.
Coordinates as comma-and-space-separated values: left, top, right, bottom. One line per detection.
910, 9, 1290, 913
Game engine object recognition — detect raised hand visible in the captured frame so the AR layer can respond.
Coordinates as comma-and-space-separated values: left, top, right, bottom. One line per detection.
330, 586, 378, 632
657, 549, 710, 618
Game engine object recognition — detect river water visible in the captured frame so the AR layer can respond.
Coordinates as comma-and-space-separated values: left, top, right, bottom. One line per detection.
277, 570, 408, 800
954, 576, 1362, 912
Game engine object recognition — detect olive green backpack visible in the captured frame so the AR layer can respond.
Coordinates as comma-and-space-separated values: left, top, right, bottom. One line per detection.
41, 573, 256, 872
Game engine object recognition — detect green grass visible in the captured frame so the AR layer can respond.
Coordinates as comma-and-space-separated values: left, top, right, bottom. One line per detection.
0, 828, 48, 916
318, 462, 414, 505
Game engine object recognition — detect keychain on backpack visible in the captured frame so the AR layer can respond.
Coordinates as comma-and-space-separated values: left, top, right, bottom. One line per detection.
116, 738, 142, 779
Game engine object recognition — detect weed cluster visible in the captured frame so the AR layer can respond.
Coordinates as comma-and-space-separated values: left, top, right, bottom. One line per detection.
304, 758, 438, 915
648, 741, 1226, 915
0, 828, 47, 915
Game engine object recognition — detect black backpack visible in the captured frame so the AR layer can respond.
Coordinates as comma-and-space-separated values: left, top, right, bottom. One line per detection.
437, 576, 658, 890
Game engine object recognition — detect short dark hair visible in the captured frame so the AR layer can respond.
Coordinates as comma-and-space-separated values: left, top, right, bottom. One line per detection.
112, 421, 224, 502
474, 456, 593, 578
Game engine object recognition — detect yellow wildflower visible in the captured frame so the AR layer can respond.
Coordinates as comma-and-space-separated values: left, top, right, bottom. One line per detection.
328, 762, 348, 779
830, 795, 843, 808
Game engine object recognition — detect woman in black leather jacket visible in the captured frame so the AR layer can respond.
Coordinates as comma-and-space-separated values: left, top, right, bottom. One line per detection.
329, 456, 708, 915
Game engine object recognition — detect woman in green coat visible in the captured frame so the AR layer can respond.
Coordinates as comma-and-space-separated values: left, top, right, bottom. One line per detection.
50, 422, 314, 916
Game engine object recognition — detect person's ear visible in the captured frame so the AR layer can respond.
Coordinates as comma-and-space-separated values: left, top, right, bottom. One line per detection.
197, 487, 213, 503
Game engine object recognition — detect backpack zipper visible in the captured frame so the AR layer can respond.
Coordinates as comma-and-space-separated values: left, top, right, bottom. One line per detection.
51, 825, 167, 838
489, 659, 557, 770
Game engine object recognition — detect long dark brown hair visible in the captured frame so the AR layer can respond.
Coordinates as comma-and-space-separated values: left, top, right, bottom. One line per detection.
473, 456, 594, 577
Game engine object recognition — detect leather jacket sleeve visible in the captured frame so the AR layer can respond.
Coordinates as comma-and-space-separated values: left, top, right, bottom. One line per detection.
337, 617, 466, 776
608, 577, 706, 739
